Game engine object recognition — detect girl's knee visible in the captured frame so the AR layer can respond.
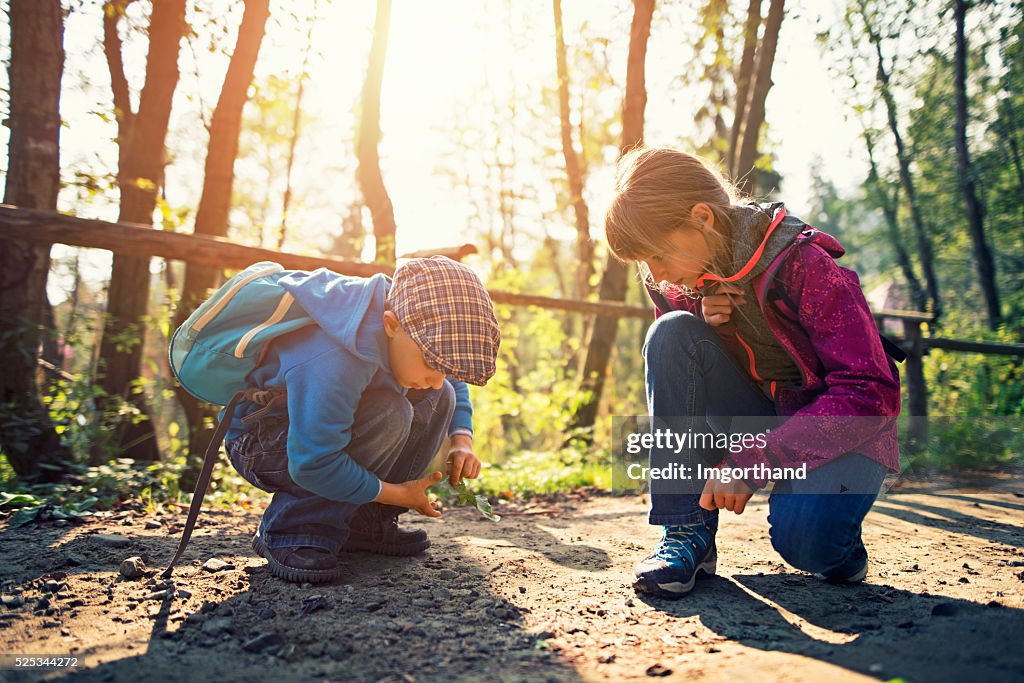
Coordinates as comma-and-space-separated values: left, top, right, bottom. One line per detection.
768, 500, 863, 574
643, 311, 711, 360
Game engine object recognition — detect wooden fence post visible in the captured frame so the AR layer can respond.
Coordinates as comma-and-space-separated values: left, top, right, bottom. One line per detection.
903, 318, 929, 446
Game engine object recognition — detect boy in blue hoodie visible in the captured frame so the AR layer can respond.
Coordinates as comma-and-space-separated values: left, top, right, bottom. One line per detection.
223, 256, 501, 583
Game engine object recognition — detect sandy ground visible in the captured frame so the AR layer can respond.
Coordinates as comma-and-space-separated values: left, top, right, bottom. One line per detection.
1, 479, 1023, 683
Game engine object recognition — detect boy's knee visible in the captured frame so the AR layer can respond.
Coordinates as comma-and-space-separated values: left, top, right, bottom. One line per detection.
643, 311, 709, 361
439, 379, 456, 412
354, 390, 414, 452
768, 498, 863, 574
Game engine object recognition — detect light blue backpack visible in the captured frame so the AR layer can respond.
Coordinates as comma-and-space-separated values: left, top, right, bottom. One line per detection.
169, 261, 314, 405
164, 261, 316, 577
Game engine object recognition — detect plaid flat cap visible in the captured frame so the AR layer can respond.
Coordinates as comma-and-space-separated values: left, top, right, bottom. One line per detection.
388, 256, 501, 386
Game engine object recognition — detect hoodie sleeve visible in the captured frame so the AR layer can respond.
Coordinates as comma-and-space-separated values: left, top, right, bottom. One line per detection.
725, 242, 901, 488
282, 347, 382, 503
447, 379, 474, 437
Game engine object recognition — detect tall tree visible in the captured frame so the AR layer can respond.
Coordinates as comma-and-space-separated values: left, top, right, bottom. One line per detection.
732, 0, 784, 192
277, 0, 319, 251
173, 0, 271, 485
0, 0, 72, 480
953, 0, 1000, 329
862, 128, 928, 312
570, 0, 655, 439
98, 0, 188, 460
727, 0, 761, 175
856, 0, 942, 319
553, 0, 593, 300
687, 0, 731, 164
357, 0, 398, 264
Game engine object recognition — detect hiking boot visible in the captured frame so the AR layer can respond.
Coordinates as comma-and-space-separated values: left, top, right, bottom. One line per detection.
251, 534, 342, 584
633, 521, 717, 598
341, 503, 430, 556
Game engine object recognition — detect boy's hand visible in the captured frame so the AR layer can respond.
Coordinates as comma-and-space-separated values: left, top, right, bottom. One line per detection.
377, 471, 444, 518
699, 476, 753, 514
447, 434, 481, 485
701, 284, 745, 327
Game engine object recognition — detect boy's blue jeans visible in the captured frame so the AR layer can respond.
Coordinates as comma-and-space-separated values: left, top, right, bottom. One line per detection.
644, 311, 888, 580
225, 381, 455, 555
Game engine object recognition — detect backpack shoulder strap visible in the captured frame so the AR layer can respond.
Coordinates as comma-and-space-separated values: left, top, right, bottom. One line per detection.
160, 387, 287, 578
161, 390, 246, 578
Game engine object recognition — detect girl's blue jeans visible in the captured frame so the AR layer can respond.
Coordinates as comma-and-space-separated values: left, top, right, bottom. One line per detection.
644, 311, 888, 579
225, 381, 455, 555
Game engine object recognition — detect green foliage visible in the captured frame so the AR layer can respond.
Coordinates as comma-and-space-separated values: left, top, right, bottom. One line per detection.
814, 1, 1024, 473
470, 267, 596, 463
0, 454, 269, 527
1, 492, 98, 528
474, 449, 611, 499
900, 413, 1024, 472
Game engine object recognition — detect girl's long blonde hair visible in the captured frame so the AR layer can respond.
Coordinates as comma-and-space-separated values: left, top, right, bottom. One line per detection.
605, 147, 749, 288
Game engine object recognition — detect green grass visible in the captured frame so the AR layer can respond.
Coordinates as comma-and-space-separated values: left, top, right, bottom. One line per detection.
468, 449, 612, 498
0, 446, 614, 526
0, 453, 270, 526
897, 414, 1024, 473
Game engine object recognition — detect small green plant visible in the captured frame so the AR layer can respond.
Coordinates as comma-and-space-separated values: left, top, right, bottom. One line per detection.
0, 490, 98, 527
431, 478, 501, 521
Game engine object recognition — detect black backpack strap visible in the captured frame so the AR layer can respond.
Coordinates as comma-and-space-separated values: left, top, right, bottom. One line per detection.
879, 333, 907, 363
161, 390, 246, 578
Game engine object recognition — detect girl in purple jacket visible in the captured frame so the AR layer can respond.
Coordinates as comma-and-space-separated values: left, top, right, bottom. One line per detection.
605, 147, 902, 597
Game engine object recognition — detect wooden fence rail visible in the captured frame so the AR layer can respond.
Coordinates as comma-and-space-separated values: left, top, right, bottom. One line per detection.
4, 204, 1022, 441
871, 311, 1024, 443
0, 206, 651, 319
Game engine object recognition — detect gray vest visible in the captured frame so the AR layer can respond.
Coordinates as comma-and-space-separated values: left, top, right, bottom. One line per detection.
705, 203, 805, 397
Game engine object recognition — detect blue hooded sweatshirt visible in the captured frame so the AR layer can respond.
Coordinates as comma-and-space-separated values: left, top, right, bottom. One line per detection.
223, 270, 474, 504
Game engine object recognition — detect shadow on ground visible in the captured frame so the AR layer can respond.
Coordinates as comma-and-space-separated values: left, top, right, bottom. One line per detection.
0, 506, 585, 683
636, 569, 1024, 682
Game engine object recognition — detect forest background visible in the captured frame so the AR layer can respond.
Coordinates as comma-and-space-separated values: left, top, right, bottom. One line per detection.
1, 0, 1022, 515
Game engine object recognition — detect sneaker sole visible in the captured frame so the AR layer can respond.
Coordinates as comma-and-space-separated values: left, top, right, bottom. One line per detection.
251, 535, 344, 584
634, 547, 717, 599
340, 536, 431, 557
815, 562, 868, 584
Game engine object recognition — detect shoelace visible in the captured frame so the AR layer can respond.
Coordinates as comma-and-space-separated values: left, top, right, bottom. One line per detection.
653, 525, 710, 566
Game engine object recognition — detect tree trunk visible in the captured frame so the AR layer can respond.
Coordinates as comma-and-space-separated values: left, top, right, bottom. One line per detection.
553, 0, 593, 300
733, 0, 784, 193
277, 0, 318, 252
570, 0, 655, 441
953, 0, 1000, 329
728, 0, 761, 177
0, 0, 72, 480
96, 0, 187, 461
995, 99, 1024, 227
173, 0, 271, 488
860, 1, 941, 321
863, 129, 927, 312
357, 0, 398, 265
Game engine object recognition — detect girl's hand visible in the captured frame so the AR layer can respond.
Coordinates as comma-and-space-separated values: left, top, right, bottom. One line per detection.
701, 284, 746, 326
447, 434, 481, 486
699, 476, 753, 514
376, 472, 444, 517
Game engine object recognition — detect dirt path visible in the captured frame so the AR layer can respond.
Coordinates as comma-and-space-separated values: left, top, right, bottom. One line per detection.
1, 481, 1023, 683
